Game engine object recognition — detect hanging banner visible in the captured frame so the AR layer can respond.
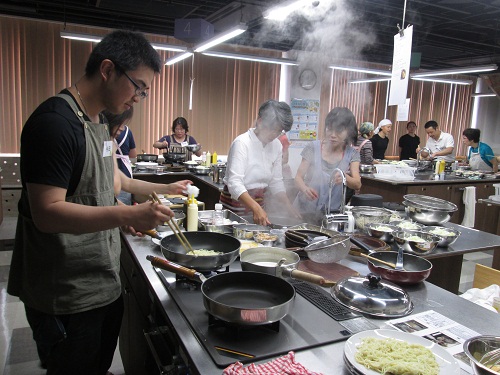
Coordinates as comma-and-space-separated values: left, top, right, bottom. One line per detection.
289, 98, 320, 146
389, 25, 413, 106
397, 98, 411, 122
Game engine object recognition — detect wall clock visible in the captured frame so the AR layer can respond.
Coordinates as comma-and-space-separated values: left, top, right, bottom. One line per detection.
299, 69, 317, 90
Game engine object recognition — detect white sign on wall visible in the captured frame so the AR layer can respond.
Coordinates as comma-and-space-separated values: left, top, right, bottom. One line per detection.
389, 25, 413, 106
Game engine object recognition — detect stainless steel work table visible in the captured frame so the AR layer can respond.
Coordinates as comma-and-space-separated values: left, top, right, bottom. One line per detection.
122, 231, 500, 375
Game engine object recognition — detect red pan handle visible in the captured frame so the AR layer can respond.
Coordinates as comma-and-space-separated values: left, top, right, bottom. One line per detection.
146, 255, 202, 281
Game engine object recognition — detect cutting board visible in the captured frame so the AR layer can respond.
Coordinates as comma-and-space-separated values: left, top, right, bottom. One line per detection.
298, 260, 359, 284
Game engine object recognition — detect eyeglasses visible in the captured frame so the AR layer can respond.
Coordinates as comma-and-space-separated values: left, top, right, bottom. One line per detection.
121, 70, 148, 99
112, 61, 148, 99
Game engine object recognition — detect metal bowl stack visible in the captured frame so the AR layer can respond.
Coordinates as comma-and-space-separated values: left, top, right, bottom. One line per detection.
463, 335, 500, 375
392, 230, 441, 255
403, 194, 458, 225
350, 206, 393, 231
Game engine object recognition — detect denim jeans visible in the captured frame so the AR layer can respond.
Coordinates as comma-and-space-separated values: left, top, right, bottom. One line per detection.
25, 296, 124, 375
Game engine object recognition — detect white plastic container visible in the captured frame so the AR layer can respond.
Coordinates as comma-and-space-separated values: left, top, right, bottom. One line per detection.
187, 203, 198, 231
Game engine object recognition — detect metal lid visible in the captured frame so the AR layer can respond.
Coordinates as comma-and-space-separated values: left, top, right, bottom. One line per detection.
330, 274, 413, 318
403, 194, 458, 212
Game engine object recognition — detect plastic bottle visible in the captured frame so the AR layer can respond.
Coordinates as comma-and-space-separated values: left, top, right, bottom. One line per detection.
213, 203, 224, 225
205, 151, 211, 166
187, 202, 198, 231
201, 151, 207, 165
434, 160, 441, 174
212, 151, 218, 164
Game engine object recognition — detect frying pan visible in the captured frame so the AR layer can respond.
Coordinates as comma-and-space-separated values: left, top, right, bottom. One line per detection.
366, 251, 433, 285
160, 231, 240, 271
136, 153, 158, 162
350, 237, 432, 285
239, 247, 334, 286
147, 256, 295, 325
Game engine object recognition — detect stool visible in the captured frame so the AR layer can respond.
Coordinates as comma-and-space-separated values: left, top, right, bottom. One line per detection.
350, 194, 383, 207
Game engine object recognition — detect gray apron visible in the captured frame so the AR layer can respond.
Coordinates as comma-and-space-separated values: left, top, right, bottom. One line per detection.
8, 94, 120, 315
469, 143, 492, 171
293, 141, 353, 217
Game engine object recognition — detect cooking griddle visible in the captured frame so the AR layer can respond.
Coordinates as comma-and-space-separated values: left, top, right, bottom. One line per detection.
156, 269, 355, 368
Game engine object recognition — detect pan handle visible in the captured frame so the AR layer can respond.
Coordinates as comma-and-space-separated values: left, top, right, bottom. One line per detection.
288, 268, 329, 286
146, 255, 204, 282
350, 236, 375, 254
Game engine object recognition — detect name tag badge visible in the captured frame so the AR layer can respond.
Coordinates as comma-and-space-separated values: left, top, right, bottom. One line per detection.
180, 141, 189, 147
103, 141, 113, 157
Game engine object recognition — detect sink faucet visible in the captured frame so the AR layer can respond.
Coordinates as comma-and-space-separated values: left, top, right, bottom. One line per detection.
417, 147, 431, 170
327, 168, 346, 215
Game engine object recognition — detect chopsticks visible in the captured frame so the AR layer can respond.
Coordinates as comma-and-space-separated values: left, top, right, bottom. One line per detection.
349, 250, 397, 269
150, 192, 194, 254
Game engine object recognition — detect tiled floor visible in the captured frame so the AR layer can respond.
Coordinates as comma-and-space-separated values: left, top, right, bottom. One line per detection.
0, 217, 494, 374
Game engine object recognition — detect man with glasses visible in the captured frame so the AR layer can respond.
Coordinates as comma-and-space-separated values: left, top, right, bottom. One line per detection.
8, 30, 191, 374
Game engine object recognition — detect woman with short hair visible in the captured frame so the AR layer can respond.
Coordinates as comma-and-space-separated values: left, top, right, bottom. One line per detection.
462, 128, 498, 172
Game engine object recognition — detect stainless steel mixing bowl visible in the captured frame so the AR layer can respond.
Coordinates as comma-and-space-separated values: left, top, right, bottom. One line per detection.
421, 226, 461, 247
463, 335, 500, 375
392, 230, 441, 255
350, 206, 393, 231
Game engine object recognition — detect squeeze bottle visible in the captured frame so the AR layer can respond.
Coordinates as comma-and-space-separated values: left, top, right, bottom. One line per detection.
205, 151, 211, 166
187, 203, 198, 231
212, 151, 218, 164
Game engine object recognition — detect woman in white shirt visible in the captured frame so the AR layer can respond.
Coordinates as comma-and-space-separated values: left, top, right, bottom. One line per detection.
221, 100, 298, 225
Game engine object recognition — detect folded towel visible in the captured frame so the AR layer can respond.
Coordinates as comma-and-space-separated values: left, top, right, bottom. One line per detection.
223, 351, 324, 375
461, 186, 476, 227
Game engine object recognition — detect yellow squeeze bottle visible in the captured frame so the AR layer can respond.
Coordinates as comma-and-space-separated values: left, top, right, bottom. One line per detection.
212, 151, 217, 164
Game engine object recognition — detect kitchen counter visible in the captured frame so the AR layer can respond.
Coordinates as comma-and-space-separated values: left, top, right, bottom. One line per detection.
133, 170, 224, 209
120, 230, 500, 375
360, 172, 497, 225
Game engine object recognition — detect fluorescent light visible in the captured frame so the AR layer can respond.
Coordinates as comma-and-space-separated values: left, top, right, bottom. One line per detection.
60, 31, 102, 43
472, 93, 497, 98
202, 51, 299, 65
149, 42, 187, 52
329, 65, 392, 76
165, 52, 193, 66
61, 31, 188, 52
193, 24, 247, 53
411, 77, 473, 85
349, 76, 392, 84
264, 0, 308, 21
411, 64, 498, 78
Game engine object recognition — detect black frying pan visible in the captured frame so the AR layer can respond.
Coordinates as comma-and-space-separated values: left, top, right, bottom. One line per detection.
147, 256, 295, 325
160, 231, 241, 271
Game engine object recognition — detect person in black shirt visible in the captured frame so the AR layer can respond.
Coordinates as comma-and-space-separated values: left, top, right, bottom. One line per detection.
399, 121, 420, 160
371, 119, 392, 160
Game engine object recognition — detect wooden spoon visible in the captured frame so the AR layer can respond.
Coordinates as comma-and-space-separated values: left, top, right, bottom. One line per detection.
349, 250, 397, 269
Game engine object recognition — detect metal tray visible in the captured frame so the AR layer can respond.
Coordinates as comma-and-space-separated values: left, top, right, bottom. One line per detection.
198, 209, 248, 233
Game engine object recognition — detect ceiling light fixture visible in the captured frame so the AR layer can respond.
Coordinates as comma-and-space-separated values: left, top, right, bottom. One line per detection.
348, 76, 392, 84
471, 93, 497, 98
411, 64, 498, 78
202, 51, 299, 65
165, 51, 193, 66
264, 0, 309, 21
329, 65, 392, 76
411, 77, 473, 85
193, 24, 247, 53
60, 31, 187, 52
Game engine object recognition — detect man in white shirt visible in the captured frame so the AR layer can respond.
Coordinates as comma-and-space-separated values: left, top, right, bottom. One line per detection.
419, 120, 455, 162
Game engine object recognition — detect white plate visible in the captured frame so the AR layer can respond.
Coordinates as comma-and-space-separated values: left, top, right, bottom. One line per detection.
344, 329, 460, 375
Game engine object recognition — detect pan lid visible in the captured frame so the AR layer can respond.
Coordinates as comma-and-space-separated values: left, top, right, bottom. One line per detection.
330, 273, 413, 318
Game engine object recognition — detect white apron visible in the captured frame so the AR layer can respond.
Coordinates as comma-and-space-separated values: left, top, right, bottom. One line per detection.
469, 143, 492, 172
114, 126, 133, 178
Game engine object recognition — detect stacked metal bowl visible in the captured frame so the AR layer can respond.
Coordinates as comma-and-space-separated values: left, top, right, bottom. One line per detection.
350, 206, 393, 231
403, 194, 458, 225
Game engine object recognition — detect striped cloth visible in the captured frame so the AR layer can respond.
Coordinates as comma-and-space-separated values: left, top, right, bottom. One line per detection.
223, 351, 324, 375
219, 185, 266, 214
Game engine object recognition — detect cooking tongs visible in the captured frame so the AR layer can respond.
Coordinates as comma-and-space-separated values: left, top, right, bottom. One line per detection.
150, 192, 194, 254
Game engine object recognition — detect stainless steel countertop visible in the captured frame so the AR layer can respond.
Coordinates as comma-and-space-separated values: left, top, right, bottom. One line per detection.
133, 170, 224, 191
123, 230, 500, 375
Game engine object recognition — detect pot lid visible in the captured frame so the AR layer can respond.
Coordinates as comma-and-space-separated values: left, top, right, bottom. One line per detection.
330, 273, 413, 318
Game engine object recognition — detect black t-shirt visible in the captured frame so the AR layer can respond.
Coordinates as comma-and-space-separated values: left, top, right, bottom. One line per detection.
371, 134, 389, 160
399, 134, 420, 160
20, 90, 87, 199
